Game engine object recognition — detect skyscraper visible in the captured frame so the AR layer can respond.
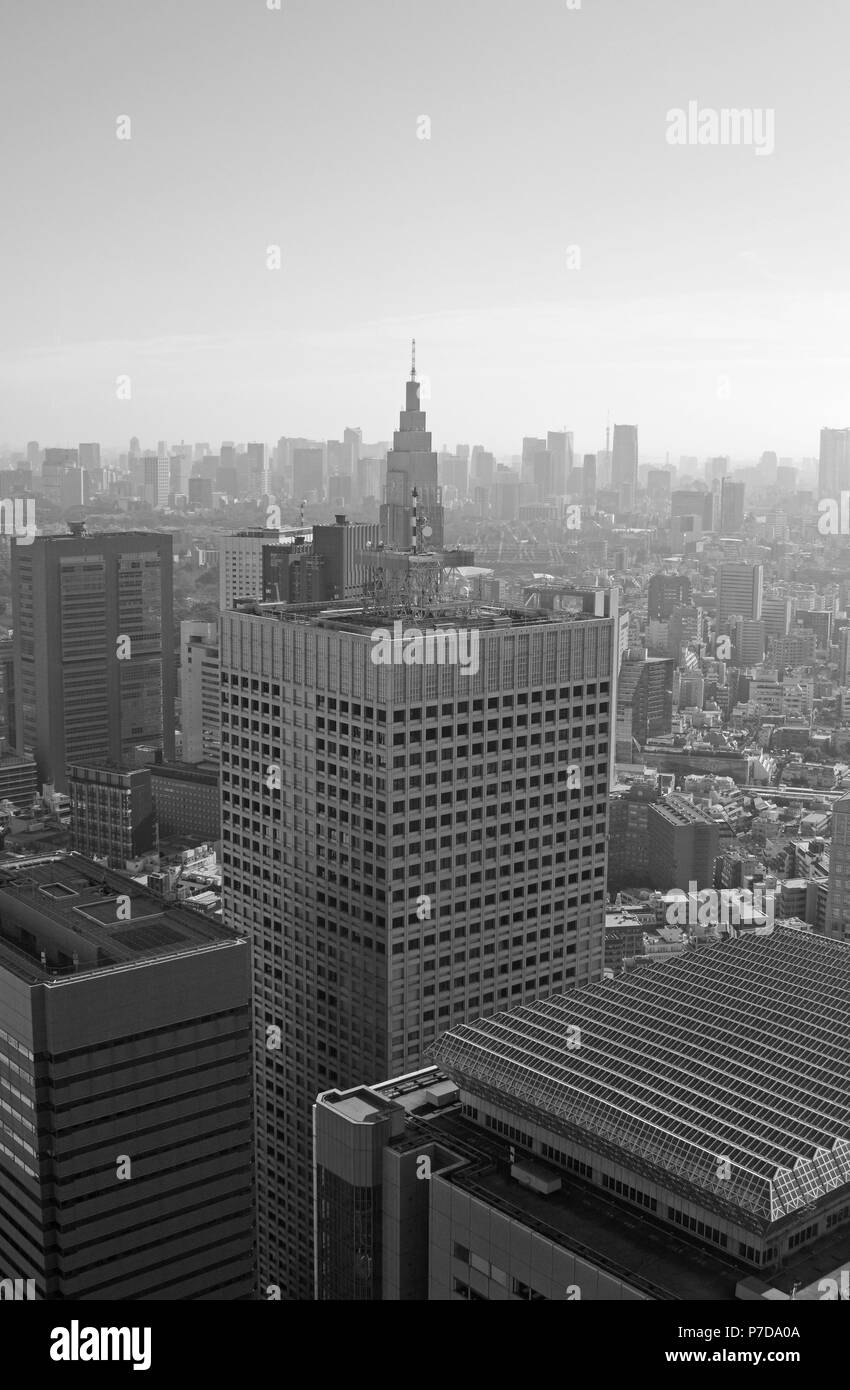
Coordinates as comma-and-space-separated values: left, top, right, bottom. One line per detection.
817, 427, 850, 499
180, 620, 221, 764
0, 854, 254, 1300
611, 424, 638, 510
220, 595, 614, 1299
11, 528, 176, 792
142, 451, 169, 509
838, 627, 850, 687
380, 345, 444, 551
720, 476, 745, 532
716, 563, 763, 634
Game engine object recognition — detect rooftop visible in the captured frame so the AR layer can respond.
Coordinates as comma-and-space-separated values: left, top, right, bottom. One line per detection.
0, 853, 244, 983
431, 927, 850, 1228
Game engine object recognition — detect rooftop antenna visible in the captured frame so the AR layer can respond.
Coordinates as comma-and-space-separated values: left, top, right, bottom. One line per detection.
410, 338, 416, 381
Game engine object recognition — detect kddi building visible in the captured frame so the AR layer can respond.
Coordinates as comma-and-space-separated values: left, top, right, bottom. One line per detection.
220, 590, 617, 1299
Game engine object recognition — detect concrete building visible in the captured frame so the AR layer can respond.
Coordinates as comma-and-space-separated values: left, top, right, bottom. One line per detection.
647, 573, 692, 622
717, 563, 763, 634
647, 792, 720, 891
67, 762, 157, 868
611, 424, 638, 510
150, 761, 219, 842
11, 528, 176, 792
826, 794, 850, 943
219, 529, 283, 610
180, 621, 220, 764
817, 427, 850, 499
220, 599, 614, 1299
0, 854, 254, 1299
720, 477, 745, 533
314, 928, 850, 1300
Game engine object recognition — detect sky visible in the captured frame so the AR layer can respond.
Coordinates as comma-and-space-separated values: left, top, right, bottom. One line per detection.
1, 0, 849, 460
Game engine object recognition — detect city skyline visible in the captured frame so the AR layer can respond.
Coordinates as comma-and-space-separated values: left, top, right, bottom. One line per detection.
3, 0, 850, 454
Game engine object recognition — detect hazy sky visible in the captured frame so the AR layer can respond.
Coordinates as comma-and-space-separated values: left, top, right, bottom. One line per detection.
1, 0, 849, 459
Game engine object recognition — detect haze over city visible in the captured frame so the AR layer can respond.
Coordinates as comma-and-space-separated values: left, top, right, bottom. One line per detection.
2, 0, 849, 455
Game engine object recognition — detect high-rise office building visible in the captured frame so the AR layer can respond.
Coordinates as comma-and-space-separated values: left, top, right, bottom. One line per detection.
719, 477, 746, 533
180, 620, 220, 764
142, 452, 169, 509
67, 762, 157, 867
547, 431, 573, 495
705, 455, 728, 485
611, 424, 638, 509
380, 348, 444, 552
0, 854, 254, 1299
716, 563, 763, 634
817, 428, 850, 499
77, 442, 101, 471
826, 794, 850, 942
220, 598, 614, 1299
292, 447, 323, 503
839, 628, 850, 687
615, 656, 674, 759
11, 528, 176, 792
314, 929, 850, 1300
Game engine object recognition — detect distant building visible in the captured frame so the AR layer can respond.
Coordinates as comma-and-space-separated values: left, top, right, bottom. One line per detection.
611, 424, 638, 510
818, 427, 850, 499
826, 794, 850, 943
11, 529, 176, 792
720, 477, 745, 532
180, 621, 220, 764
648, 573, 692, 622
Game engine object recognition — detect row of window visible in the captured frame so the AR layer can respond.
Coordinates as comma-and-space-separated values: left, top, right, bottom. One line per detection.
667, 1207, 728, 1249
0, 1028, 34, 1064
601, 1173, 657, 1212
484, 1114, 533, 1148
541, 1144, 593, 1180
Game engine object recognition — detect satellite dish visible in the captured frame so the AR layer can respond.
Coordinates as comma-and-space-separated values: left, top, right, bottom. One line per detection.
423, 525, 433, 538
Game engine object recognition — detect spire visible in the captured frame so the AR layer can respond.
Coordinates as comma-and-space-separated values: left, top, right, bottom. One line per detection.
410, 338, 416, 381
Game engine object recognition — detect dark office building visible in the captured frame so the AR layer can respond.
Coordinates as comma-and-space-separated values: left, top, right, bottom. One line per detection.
314, 929, 850, 1300
0, 854, 254, 1299
607, 780, 660, 892
11, 528, 176, 792
647, 573, 692, 622
647, 792, 720, 892
220, 599, 614, 1300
